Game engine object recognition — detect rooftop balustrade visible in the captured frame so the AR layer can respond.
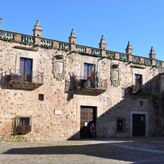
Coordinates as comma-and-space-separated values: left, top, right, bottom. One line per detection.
0, 30, 14, 41
41, 38, 53, 48
155, 60, 163, 67
59, 41, 70, 51
75, 44, 87, 53
0, 29, 163, 67
91, 48, 101, 56
120, 53, 128, 62
21, 35, 34, 44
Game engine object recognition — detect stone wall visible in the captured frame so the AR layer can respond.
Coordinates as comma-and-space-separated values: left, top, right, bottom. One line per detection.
0, 39, 163, 141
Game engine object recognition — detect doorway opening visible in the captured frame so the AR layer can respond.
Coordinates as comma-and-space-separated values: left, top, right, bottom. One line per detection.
80, 106, 97, 139
132, 114, 145, 136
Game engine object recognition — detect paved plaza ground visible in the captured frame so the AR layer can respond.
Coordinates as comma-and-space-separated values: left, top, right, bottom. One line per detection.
0, 137, 164, 164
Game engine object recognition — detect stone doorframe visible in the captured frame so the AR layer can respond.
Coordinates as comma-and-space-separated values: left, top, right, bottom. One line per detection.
130, 111, 149, 137
76, 98, 100, 139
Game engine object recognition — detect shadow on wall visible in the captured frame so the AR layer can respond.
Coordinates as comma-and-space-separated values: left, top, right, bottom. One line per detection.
67, 73, 163, 140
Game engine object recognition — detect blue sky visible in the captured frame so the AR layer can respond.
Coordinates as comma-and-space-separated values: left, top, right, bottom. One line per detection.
1, 0, 164, 60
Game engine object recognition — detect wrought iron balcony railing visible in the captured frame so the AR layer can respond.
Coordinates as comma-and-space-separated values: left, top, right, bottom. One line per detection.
66, 75, 107, 96
0, 69, 43, 90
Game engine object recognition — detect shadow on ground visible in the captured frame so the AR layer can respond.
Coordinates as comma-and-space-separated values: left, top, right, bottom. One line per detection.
3, 141, 164, 163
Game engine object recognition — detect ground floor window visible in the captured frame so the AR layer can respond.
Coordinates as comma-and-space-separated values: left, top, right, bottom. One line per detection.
12, 117, 32, 135
117, 119, 126, 132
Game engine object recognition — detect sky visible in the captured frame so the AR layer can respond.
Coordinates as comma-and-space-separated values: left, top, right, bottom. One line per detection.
1, 0, 164, 60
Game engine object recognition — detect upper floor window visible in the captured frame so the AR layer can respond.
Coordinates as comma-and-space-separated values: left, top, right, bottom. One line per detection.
83, 63, 97, 88
134, 74, 142, 92
20, 58, 33, 82
84, 63, 95, 79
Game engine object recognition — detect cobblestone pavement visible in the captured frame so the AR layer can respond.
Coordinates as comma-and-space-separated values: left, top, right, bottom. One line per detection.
0, 138, 164, 164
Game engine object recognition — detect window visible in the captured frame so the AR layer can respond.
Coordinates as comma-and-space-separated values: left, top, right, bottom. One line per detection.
20, 58, 33, 82
111, 64, 119, 69
134, 74, 142, 93
38, 94, 44, 101
12, 117, 31, 135
84, 63, 95, 79
140, 100, 144, 106
83, 63, 97, 88
117, 119, 125, 132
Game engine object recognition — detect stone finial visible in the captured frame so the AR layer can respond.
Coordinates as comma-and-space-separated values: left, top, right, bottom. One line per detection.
99, 35, 106, 49
149, 46, 156, 59
33, 20, 42, 37
125, 41, 133, 54
149, 46, 156, 66
69, 29, 76, 44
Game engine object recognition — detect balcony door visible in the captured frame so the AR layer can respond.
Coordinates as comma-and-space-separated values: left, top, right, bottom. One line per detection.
83, 63, 95, 88
134, 74, 142, 92
20, 58, 33, 82
84, 63, 95, 79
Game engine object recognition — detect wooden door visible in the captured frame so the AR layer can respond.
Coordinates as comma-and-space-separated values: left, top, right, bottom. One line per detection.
80, 106, 97, 138
132, 114, 145, 136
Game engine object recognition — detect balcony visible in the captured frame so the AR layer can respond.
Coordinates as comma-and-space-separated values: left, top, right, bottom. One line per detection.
66, 76, 107, 96
1, 69, 43, 90
129, 85, 151, 97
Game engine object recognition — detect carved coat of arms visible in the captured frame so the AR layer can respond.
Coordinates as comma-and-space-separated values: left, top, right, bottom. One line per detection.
110, 65, 120, 87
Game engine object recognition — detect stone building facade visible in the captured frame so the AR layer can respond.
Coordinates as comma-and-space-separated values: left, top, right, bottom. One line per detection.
0, 21, 164, 141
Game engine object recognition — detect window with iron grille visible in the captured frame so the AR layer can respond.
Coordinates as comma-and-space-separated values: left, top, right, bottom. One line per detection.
12, 117, 31, 135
